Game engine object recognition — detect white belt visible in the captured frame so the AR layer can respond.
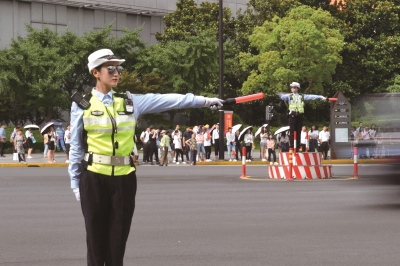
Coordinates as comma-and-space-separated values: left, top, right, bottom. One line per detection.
84, 153, 131, 166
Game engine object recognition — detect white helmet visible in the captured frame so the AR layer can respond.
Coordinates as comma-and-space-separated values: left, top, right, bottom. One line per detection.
290, 82, 300, 88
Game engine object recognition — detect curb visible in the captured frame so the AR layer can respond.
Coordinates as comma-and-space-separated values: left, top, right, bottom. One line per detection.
0, 159, 397, 168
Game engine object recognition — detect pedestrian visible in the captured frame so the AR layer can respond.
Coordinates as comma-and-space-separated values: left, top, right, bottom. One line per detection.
280, 131, 290, 152
64, 124, 71, 163
169, 130, 176, 162
308, 125, 319, 152
244, 128, 253, 162
159, 130, 169, 166
173, 130, 185, 164
212, 123, 220, 160
319, 125, 330, 160
14, 128, 26, 164
140, 127, 150, 163
183, 126, 192, 163
361, 125, 372, 158
25, 128, 34, 159
196, 129, 206, 162
278, 82, 326, 148
226, 127, 235, 161
185, 132, 198, 165
203, 125, 212, 162
267, 133, 278, 165
259, 127, 268, 161
0, 124, 6, 157
300, 126, 307, 152
44, 126, 56, 163
148, 128, 159, 165
56, 126, 66, 152
234, 130, 242, 162
10, 127, 18, 161
68, 48, 222, 266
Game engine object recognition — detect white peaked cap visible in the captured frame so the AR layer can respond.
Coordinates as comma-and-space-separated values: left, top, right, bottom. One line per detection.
87, 49, 125, 73
290, 82, 300, 88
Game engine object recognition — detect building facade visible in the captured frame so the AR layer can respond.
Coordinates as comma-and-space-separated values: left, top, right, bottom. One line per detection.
0, 0, 248, 49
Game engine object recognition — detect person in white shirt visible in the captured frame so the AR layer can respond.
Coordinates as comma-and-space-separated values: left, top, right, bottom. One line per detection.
244, 129, 254, 161
212, 123, 220, 160
25, 128, 34, 159
140, 127, 151, 163
203, 125, 212, 161
173, 130, 185, 164
300, 126, 307, 152
318, 125, 330, 160
225, 127, 235, 161
64, 124, 71, 163
308, 125, 319, 152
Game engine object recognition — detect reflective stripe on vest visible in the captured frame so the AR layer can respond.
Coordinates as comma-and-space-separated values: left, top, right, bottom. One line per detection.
83, 93, 136, 176
288, 93, 304, 113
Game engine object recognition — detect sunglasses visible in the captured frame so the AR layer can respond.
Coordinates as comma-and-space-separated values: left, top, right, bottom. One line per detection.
106, 65, 124, 75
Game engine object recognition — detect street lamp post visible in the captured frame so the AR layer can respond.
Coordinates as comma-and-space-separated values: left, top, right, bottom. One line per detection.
218, 0, 225, 160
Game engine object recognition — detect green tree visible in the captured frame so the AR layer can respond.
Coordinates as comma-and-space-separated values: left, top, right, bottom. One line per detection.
155, 0, 235, 44
329, 0, 400, 97
0, 25, 145, 124
0, 26, 68, 125
138, 31, 219, 95
239, 5, 344, 96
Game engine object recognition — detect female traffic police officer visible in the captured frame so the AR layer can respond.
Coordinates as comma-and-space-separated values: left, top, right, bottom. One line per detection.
68, 49, 223, 266
279, 82, 326, 149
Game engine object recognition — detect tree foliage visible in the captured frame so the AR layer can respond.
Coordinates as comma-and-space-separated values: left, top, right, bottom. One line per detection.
0, 25, 145, 125
329, 0, 400, 96
240, 5, 344, 96
155, 0, 235, 44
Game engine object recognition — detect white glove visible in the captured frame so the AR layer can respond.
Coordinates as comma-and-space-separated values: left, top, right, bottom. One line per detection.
321, 96, 327, 101
204, 97, 223, 110
72, 188, 80, 201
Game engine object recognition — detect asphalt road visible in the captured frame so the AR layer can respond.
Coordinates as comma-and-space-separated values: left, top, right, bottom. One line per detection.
1, 165, 400, 266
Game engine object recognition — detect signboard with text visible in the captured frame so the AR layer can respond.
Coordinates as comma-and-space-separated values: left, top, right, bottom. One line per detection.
330, 91, 351, 159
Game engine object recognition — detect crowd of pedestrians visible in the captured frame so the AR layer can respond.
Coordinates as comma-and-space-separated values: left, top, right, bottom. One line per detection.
351, 122, 399, 159
0, 124, 71, 163
0, 121, 398, 164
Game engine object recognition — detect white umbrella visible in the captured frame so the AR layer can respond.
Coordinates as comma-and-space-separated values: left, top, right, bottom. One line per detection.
254, 124, 268, 137
238, 126, 253, 142
24, 125, 40, 130
274, 126, 290, 136
231, 124, 242, 134
41, 122, 54, 135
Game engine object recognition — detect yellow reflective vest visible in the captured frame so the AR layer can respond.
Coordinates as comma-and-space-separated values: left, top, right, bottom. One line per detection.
288, 93, 304, 114
83, 93, 136, 176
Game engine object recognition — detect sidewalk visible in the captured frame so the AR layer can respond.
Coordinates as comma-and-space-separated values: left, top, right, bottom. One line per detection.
0, 153, 69, 167
0, 152, 397, 167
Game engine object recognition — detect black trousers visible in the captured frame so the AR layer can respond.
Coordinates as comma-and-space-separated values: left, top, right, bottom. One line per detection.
235, 144, 242, 160
204, 146, 211, 159
267, 148, 276, 162
309, 139, 318, 152
80, 170, 137, 266
149, 145, 159, 163
190, 150, 197, 165
214, 139, 220, 156
289, 115, 303, 148
320, 142, 329, 159
142, 142, 150, 162
245, 145, 252, 160
0, 141, 5, 156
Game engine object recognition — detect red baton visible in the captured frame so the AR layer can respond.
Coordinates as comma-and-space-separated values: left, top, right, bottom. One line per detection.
223, 93, 264, 105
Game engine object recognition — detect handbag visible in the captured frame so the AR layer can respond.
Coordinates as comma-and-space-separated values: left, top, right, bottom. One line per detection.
31, 136, 36, 143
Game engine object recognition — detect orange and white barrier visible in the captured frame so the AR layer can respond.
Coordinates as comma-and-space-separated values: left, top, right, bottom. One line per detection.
270, 151, 332, 180
279, 152, 322, 166
269, 165, 332, 179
